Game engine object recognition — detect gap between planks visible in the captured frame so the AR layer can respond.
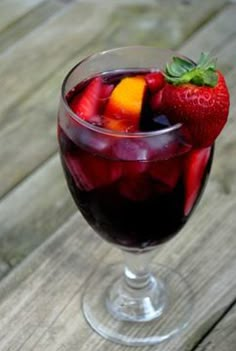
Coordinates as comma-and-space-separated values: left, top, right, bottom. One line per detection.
0, 0, 232, 199
0, 0, 71, 53
194, 303, 236, 351
0, 0, 46, 33
0, 187, 235, 350
0, 2, 235, 350
0, 1, 236, 271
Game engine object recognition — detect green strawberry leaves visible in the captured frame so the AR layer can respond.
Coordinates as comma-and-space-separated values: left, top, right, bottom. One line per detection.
166, 57, 195, 77
165, 52, 218, 87
197, 52, 216, 70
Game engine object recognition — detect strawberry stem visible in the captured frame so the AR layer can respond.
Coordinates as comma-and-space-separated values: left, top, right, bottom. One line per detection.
165, 52, 218, 87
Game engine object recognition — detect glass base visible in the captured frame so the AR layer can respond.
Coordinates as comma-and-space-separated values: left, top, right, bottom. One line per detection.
82, 262, 194, 346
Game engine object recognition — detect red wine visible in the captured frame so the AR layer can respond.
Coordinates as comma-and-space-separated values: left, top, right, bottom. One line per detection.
58, 70, 213, 249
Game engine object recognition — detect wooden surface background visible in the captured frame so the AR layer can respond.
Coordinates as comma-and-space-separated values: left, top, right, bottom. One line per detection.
0, 1, 236, 350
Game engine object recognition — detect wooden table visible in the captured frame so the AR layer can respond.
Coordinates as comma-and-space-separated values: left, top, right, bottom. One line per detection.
0, 1, 236, 350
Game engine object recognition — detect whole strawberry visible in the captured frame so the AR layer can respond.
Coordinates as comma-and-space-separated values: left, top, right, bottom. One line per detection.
158, 53, 230, 147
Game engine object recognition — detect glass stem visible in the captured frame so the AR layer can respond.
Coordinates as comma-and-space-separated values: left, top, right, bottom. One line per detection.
123, 250, 155, 290
106, 249, 166, 322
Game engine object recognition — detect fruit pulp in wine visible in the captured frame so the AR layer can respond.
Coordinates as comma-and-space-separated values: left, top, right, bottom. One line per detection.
58, 69, 214, 249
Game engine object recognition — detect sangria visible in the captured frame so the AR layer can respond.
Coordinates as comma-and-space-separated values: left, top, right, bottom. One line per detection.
57, 47, 229, 345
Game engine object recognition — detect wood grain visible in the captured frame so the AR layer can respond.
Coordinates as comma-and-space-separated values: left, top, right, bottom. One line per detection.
181, 3, 236, 60
0, 0, 230, 198
0, 2, 114, 125
0, 2, 115, 197
0, 0, 227, 124
0, 155, 77, 267
0, 177, 235, 350
0, 78, 235, 351
0, 1, 235, 349
0, 2, 235, 274
0, 0, 66, 53
0, 0, 45, 33
0, 213, 110, 351
0, 261, 10, 281
196, 305, 236, 351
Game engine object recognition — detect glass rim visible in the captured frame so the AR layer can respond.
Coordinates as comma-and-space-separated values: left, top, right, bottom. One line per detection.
61, 46, 182, 138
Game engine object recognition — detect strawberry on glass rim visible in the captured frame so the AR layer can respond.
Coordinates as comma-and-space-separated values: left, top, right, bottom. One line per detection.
153, 52, 230, 148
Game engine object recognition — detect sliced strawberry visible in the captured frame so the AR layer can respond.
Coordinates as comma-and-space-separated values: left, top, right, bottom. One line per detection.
184, 147, 211, 216
64, 154, 93, 191
103, 116, 138, 132
119, 175, 152, 201
150, 89, 164, 112
70, 77, 103, 121
101, 84, 114, 100
64, 151, 122, 191
122, 161, 148, 177
145, 71, 165, 93
149, 158, 181, 191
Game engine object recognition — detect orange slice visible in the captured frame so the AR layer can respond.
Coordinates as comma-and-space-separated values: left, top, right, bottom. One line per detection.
103, 116, 138, 132
105, 76, 147, 121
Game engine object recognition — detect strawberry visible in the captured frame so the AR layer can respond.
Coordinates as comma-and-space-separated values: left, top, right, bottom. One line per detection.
100, 84, 114, 100
122, 161, 148, 177
64, 151, 122, 191
70, 77, 103, 121
159, 53, 230, 147
184, 147, 211, 216
149, 158, 181, 191
150, 89, 164, 112
119, 175, 152, 201
145, 71, 165, 93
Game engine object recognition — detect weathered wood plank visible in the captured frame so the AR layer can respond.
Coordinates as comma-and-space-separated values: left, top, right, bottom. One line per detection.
0, 66, 235, 350
0, 213, 110, 351
0, 0, 230, 199
1, 90, 234, 287
212, 36, 236, 90
0, 3, 235, 348
0, 0, 45, 33
0, 2, 114, 126
106, 0, 228, 49
181, 3, 236, 60
181, 3, 236, 91
0, 0, 227, 125
0, 155, 77, 267
0, 2, 236, 274
0, 96, 233, 271
0, 0, 66, 53
0, 262, 10, 281
0, 71, 62, 197
0, 172, 235, 350
196, 305, 236, 351
0, 3, 115, 197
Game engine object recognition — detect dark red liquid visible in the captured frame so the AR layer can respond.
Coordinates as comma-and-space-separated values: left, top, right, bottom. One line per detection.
58, 70, 213, 249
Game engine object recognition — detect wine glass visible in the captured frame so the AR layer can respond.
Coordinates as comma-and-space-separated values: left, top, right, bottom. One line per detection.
57, 47, 214, 346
